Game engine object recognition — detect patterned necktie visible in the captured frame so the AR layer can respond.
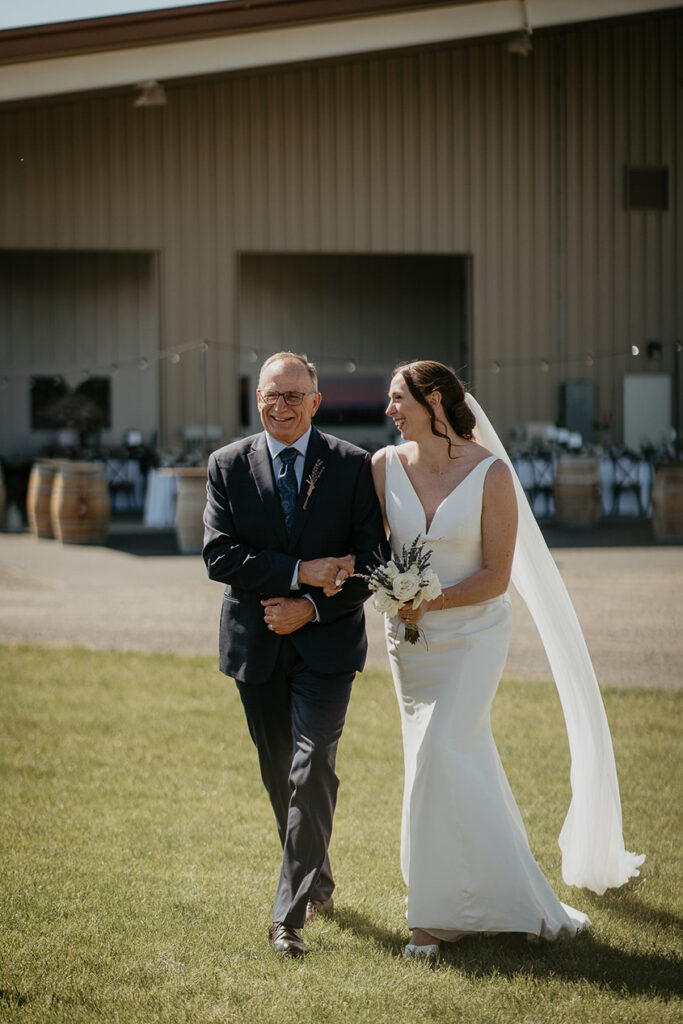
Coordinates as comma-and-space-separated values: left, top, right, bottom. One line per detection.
276, 447, 299, 532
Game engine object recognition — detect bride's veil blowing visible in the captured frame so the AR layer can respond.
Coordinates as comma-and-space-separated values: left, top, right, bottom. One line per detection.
465, 391, 645, 894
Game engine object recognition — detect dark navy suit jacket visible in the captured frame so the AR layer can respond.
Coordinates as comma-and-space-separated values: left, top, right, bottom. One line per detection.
202, 426, 387, 684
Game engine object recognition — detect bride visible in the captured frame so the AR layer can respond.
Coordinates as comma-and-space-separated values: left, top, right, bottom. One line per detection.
371, 360, 644, 960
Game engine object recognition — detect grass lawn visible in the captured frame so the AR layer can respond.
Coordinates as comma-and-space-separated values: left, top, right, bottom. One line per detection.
0, 644, 680, 1023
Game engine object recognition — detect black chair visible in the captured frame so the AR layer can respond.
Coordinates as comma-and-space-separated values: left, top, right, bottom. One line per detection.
610, 451, 644, 516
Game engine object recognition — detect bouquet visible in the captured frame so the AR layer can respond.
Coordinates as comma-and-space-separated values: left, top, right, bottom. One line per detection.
366, 535, 442, 644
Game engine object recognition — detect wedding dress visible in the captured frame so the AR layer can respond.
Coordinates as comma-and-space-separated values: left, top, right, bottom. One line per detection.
384, 447, 590, 940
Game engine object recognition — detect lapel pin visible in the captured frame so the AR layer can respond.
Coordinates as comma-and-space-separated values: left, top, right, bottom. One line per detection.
302, 459, 325, 510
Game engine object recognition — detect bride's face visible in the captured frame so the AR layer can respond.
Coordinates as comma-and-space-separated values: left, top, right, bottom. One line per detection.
386, 373, 432, 441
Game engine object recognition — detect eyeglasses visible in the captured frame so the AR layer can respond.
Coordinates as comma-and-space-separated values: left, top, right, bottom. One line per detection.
258, 389, 317, 407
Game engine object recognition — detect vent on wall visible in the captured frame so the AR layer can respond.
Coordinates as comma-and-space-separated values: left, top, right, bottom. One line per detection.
625, 166, 669, 211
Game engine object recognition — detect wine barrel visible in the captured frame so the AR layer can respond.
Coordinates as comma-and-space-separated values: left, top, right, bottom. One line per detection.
50, 463, 111, 544
27, 460, 61, 538
175, 468, 207, 554
652, 465, 683, 543
553, 455, 601, 526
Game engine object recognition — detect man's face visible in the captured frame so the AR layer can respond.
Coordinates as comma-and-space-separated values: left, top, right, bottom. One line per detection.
257, 358, 321, 445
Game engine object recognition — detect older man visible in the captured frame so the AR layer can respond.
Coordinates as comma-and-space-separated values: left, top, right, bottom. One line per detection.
203, 352, 386, 957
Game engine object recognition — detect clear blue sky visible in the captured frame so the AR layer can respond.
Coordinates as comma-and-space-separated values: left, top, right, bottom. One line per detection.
0, 1, 216, 31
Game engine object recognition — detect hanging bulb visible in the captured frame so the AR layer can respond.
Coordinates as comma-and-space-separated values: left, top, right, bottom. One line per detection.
631, 345, 640, 357
491, 361, 501, 374
170, 352, 181, 365
539, 359, 550, 373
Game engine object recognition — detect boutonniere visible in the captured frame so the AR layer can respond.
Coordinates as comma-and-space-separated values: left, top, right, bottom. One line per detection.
302, 459, 325, 509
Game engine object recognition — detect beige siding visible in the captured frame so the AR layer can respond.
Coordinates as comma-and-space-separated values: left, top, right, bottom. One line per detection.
0, 10, 680, 451
0, 251, 159, 456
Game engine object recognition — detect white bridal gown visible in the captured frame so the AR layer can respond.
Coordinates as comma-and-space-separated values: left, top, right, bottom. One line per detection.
384, 447, 590, 941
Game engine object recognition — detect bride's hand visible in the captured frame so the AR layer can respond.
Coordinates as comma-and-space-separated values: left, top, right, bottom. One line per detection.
398, 600, 426, 626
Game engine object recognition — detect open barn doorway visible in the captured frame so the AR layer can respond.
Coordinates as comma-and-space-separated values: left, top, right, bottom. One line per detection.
238, 253, 471, 449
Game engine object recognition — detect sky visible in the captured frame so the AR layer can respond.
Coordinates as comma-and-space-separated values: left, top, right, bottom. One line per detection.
0, 1, 216, 31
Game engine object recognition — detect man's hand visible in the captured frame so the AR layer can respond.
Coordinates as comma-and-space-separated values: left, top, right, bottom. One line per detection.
298, 555, 356, 597
262, 597, 316, 635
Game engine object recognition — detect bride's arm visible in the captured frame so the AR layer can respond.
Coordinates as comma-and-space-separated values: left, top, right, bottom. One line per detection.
405, 461, 517, 623
370, 448, 390, 538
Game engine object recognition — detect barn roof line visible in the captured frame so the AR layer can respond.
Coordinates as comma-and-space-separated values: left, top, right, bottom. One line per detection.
0, 0, 678, 103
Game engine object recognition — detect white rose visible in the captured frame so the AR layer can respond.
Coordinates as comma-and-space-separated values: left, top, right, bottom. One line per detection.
374, 590, 401, 617
384, 560, 399, 579
392, 570, 421, 602
420, 569, 442, 603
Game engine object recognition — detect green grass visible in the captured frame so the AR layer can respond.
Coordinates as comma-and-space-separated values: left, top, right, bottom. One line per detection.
0, 645, 680, 1024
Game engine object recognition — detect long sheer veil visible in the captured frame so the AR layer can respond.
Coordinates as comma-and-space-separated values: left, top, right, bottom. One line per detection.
466, 392, 645, 894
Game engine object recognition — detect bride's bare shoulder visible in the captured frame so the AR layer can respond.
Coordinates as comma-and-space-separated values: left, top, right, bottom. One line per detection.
470, 440, 494, 460
371, 446, 389, 472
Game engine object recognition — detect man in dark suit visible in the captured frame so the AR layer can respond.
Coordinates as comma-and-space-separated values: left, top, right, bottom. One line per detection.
203, 352, 387, 957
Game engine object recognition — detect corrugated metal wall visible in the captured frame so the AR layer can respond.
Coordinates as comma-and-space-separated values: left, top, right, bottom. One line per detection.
0, 251, 159, 456
238, 252, 470, 442
0, 10, 680, 450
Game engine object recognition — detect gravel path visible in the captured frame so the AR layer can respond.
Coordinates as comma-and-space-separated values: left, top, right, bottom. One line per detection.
1, 532, 681, 689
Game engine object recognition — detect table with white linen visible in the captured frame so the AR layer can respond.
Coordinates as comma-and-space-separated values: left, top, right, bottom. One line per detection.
143, 469, 179, 527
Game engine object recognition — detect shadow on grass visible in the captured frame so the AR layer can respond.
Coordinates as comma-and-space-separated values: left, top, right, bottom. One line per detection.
599, 888, 683, 934
333, 906, 405, 954
335, 909, 682, 998
441, 932, 682, 999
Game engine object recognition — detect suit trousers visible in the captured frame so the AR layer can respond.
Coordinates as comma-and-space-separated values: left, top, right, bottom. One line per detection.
236, 638, 355, 929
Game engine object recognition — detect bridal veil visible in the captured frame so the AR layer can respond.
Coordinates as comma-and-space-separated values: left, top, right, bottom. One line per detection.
466, 392, 645, 894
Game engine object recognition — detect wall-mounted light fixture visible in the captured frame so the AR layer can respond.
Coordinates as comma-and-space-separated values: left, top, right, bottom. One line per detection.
133, 80, 167, 107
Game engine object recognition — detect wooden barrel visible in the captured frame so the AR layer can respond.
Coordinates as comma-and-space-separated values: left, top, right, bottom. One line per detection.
175, 468, 207, 554
652, 465, 683, 542
553, 455, 601, 526
50, 463, 111, 544
27, 460, 62, 538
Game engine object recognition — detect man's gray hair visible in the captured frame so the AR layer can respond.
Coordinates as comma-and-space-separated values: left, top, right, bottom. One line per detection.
259, 351, 318, 391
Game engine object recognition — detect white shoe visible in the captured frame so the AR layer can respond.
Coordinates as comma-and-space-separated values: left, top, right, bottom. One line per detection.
403, 942, 440, 961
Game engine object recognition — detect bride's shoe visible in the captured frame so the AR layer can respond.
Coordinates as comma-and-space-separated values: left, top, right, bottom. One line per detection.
403, 942, 440, 961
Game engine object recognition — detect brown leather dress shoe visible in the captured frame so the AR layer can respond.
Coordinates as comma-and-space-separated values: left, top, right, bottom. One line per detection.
268, 922, 309, 957
305, 896, 334, 923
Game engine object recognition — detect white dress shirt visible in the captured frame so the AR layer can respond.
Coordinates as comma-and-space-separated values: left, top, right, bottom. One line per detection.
265, 426, 318, 619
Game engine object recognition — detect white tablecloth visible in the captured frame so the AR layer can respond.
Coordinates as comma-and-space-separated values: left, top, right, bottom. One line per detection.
143, 470, 178, 527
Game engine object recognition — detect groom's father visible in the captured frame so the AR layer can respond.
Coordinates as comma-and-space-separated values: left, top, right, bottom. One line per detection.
203, 352, 386, 957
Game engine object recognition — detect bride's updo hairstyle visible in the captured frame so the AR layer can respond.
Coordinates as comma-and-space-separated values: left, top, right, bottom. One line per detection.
394, 360, 476, 458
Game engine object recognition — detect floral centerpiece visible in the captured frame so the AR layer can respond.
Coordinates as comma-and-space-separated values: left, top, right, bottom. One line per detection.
366, 535, 442, 643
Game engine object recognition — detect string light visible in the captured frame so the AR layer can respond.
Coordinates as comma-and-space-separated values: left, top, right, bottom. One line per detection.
631, 345, 640, 356
170, 352, 181, 364
490, 361, 501, 374
346, 360, 357, 373
585, 353, 594, 367
539, 359, 550, 373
